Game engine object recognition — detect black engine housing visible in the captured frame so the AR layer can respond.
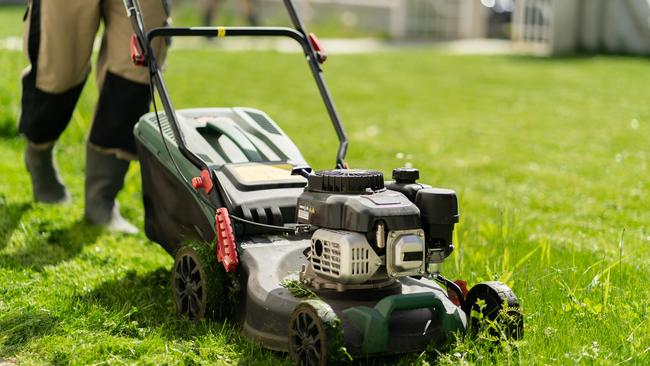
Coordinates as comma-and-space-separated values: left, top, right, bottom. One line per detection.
296, 170, 420, 233
296, 168, 459, 259
387, 168, 459, 257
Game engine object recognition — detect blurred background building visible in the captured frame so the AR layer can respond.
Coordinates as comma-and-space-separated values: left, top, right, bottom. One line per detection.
4, 0, 650, 55
178, 0, 650, 55
188, 0, 496, 41
512, 0, 650, 55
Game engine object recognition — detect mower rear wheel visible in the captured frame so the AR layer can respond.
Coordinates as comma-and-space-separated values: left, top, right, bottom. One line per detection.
172, 242, 228, 320
288, 300, 343, 366
462, 281, 523, 340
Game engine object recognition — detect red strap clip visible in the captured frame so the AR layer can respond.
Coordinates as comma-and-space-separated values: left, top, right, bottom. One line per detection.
191, 169, 214, 194
216, 208, 238, 273
308, 33, 327, 64
130, 33, 146, 67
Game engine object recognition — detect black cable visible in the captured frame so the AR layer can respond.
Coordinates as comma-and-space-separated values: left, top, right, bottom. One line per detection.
147, 70, 214, 202
148, 82, 185, 185
229, 214, 310, 234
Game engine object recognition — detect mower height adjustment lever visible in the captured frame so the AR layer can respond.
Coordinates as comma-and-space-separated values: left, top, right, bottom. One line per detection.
216, 208, 239, 273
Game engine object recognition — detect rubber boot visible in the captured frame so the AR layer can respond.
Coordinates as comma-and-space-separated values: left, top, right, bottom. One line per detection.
24, 142, 71, 204
84, 144, 138, 234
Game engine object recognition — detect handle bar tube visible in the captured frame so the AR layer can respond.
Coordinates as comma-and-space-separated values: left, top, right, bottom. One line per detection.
125, 0, 349, 169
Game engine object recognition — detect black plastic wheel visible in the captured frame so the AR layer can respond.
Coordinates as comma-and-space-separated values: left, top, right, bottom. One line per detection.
462, 281, 523, 340
288, 300, 343, 366
171, 242, 230, 320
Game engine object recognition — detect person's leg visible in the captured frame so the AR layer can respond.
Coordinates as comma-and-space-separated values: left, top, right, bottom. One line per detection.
83, 0, 169, 233
242, 0, 259, 26
19, 0, 100, 203
24, 141, 69, 204
201, 0, 220, 27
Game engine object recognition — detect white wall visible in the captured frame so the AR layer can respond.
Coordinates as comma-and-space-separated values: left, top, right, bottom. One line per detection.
515, 0, 650, 55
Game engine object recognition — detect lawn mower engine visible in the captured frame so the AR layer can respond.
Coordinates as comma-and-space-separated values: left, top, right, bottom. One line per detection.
297, 168, 458, 290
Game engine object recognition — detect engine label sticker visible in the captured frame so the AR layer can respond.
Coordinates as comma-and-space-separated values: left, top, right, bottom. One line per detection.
298, 205, 311, 220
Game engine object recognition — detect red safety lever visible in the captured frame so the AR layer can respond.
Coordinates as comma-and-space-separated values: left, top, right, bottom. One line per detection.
130, 33, 147, 66
308, 33, 327, 64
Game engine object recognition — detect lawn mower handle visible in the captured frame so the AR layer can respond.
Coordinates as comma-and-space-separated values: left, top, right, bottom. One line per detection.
124, 0, 209, 173
124, 0, 349, 170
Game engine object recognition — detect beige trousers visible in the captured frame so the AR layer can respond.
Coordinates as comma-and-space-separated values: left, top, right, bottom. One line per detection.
23, 0, 169, 94
19, 0, 169, 155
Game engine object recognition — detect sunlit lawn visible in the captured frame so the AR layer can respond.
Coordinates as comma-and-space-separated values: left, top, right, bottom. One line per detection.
1, 14, 649, 365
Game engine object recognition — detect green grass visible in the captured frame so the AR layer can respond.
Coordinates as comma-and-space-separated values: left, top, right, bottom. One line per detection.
0, 6, 25, 38
1, 46, 649, 365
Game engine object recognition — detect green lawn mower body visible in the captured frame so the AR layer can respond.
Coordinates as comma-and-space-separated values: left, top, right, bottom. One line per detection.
135, 107, 307, 255
134, 107, 475, 357
125, 0, 523, 363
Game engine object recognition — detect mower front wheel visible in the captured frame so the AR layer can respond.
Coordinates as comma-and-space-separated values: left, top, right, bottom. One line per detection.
172, 242, 227, 320
288, 300, 344, 366
462, 281, 523, 340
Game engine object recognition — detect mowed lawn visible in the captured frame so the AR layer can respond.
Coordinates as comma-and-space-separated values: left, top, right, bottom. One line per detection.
1, 32, 650, 365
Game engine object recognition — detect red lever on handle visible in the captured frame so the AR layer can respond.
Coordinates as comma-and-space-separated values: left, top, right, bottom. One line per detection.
308, 33, 327, 64
130, 34, 146, 67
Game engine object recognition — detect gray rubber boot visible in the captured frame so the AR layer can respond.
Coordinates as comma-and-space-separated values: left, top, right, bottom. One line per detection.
25, 142, 71, 204
84, 144, 138, 234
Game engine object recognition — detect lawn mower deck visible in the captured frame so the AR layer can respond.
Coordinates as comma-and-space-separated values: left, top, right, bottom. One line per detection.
238, 235, 466, 356
124, 0, 523, 363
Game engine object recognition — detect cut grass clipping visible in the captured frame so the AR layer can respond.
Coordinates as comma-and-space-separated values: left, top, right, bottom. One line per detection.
1, 44, 649, 364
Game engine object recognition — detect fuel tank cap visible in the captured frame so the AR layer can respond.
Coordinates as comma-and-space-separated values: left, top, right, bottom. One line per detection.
392, 167, 420, 183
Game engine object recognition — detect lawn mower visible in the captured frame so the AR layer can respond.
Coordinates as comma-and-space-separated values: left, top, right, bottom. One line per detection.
124, 0, 523, 363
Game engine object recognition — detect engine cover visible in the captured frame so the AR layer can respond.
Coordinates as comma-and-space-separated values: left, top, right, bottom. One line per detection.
297, 170, 420, 233
310, 229, 381, 284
